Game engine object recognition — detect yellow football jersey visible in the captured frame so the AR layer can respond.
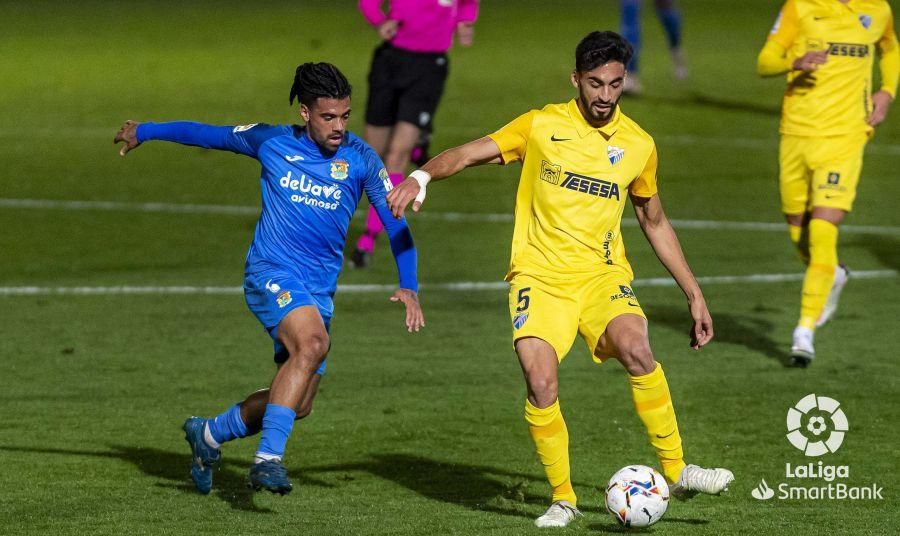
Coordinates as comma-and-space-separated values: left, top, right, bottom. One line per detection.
488, 99, 657, 281
767, 0, 899, 136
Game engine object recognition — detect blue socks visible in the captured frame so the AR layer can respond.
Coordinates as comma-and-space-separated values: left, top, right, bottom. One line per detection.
621, 0, 642, 72
255, 404, 296, 462
621, 0, 684, 73
656, 5, 683, 49
203, 402, 297, 462
205, 403, 249, 446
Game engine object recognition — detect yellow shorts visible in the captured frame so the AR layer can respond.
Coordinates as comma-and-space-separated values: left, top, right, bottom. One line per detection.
779, 133, 868, 214
508, 271, 646, 363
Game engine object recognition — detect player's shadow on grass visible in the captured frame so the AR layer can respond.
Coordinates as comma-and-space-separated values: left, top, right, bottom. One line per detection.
645, 305, 793, 366
853, 234, 900, 271
632, 91, 781, 117
0, 444, 331, 512
587, 516, 709, 533
300, 453, 552, 519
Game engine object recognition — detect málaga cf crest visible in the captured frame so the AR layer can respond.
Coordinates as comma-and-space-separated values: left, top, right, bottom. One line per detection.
607, 145, 625, 165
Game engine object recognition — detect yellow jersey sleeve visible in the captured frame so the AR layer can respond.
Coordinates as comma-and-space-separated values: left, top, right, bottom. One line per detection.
629, 143, 658, 198
767, 0, 800, 50
758, 40, 793, 76
488, 110, 536, 165
758, 1, 799, 76
879, 11, 900, 97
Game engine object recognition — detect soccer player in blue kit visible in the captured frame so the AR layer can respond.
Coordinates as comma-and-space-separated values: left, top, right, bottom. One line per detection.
114, 63, 424, 495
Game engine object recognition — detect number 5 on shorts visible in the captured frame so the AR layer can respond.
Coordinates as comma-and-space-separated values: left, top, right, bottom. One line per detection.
516, 287, 531, 312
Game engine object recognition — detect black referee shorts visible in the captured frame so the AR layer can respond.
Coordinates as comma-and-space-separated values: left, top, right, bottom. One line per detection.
365, 42, 449, 132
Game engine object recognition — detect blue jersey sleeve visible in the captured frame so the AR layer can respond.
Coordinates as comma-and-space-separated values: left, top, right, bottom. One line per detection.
353, 139, 418, 291
136, 122, 287, 159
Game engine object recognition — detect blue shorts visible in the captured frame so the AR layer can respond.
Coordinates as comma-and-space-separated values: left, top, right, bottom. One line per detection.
244, 264, 333, 375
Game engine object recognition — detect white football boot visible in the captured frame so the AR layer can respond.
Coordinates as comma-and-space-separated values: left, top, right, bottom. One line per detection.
623, 75, 643, 95
671, 47, 689, 81
790, 326, 815, 367
816, 264, 849, 328
670, 464, 734, 500
534, 500, 582, 528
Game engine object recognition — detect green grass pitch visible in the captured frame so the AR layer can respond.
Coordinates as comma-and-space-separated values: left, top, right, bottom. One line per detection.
1, 1, 898, 534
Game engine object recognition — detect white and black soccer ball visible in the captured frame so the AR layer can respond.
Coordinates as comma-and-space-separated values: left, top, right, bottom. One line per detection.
604, 465, 670, 528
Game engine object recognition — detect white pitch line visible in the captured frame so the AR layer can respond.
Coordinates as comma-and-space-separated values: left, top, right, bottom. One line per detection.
3, 197, 900, 236
0, 270, 895, 296
0, 198, 260, 216
6, 127, 900, 155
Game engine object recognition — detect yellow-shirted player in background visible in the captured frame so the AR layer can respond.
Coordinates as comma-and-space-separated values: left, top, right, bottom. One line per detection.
757, 0, 899, 366
387, 31, 733, 528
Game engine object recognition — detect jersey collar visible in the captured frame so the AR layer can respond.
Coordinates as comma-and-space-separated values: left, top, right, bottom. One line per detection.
567, 98, 620, 140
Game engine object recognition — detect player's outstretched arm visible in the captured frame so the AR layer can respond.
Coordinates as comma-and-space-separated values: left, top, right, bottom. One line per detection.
386, 136, 502, 218
115, 120, 270, 159
632, 193, 713, 350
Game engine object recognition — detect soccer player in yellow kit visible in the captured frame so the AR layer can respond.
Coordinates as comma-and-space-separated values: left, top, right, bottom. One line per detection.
387, 31, 733, 528
757, 0, 899, 366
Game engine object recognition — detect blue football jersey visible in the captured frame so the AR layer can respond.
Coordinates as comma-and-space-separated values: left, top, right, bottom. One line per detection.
137, 121, 417, 295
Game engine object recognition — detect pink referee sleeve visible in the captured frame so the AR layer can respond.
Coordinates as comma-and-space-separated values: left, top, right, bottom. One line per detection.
457, 0, 479, 22
358, 0, 387, 27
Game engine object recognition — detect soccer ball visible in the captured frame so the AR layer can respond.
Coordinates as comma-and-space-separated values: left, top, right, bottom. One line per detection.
604, 465, 669, 528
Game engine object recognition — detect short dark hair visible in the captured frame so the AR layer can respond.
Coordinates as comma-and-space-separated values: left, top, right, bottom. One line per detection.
575, 31, 634, 72
289, 62, 352, 107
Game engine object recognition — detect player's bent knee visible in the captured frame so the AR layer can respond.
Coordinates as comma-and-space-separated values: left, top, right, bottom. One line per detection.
285, 334, 329, 371
527, 376, 559, 406
617, 339, 656, 376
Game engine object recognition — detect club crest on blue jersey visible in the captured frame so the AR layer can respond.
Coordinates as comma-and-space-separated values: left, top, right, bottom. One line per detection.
607, 145, 625, 165
859, 14, 872, 29
330, 159, 349, 180
276, 290, 292, 308
513, 312, 529, 330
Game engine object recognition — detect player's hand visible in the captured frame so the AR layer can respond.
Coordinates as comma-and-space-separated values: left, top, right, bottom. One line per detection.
386, 177, 424, 219
688, 296, 713, 350
456, 22, 474, 47
390, 288, 425, 333
792, 51, 828, 72
114, 120, 141, 157
378, 19, 399, 41
867, 90, 893, 127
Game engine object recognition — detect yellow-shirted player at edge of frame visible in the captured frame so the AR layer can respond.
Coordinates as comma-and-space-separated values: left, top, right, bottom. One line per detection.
386, 30, 735, 529
757, 0, 899, 366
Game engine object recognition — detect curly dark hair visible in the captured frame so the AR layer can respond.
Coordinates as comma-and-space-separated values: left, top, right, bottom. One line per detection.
289, 62, 352, 107
575, 31, 634, 72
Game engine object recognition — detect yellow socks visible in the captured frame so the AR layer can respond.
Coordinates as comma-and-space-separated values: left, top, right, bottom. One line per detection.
629, 363, 685, 484
799, 219, 838, 329
788, 223, 810, 264
525, 399, 576, 505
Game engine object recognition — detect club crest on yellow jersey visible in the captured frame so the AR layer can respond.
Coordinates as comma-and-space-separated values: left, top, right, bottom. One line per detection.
858, 14, 872, 29
607, 145, 625, 165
